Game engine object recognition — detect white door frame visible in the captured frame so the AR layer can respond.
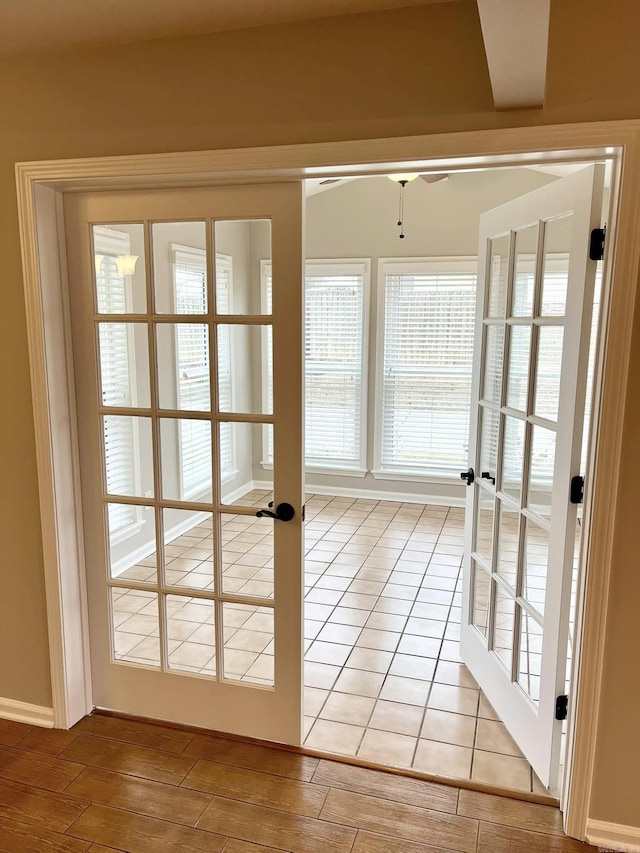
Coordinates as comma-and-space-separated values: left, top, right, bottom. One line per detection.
15, 120, 640, 840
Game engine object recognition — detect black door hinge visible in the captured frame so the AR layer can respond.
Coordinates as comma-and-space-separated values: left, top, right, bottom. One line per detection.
589, 226, 606, 261
570, 475, 584, 505
555, 694, 569, 721
302, 504, 306, 522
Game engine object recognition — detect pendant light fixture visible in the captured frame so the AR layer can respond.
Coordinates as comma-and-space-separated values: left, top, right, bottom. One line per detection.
388, 173, 420, 239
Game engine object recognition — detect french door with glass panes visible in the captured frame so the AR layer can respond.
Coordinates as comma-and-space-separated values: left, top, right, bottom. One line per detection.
460, 165, 605, 789
65, 183, 304, 743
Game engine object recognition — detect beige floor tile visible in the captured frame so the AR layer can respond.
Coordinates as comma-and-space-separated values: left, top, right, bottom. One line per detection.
319, 692, 376, 726
316, 623, 362, 645
357, 729, 418, 766
357, 629, 401, 652
433, 661, 477, 689
472, 749, 532, 791
304, 687, 329, 717
389, 653, 436, 681
304, 661, 341, 690
369, 700, 424, 736
396, 634, 441, 657
421, 709, 476, 748
475, 718, 524, 757
428, 683, 479, 716
345, 647, 393, 674
379, 675, 431, 706
329, 607, 370, 627
373, 597, 413, 616
305, 719, 364, 755
333, 668, 385, 699
364, 611, 407, 632
306, 641, 352, 666
169, 641, 214, 669
412, 739, 473, 779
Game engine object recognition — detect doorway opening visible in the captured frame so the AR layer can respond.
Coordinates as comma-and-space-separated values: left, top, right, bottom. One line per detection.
296, 164, 608, 797
19, 127, 633, 842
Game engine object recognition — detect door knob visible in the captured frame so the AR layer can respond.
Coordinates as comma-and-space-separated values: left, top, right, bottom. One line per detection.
256, 502, 295, 521
460, 468, 475, 485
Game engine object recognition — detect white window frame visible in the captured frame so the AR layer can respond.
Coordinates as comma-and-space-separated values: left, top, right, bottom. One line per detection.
373, 256, 478, 483
94, 225, 144, 544
170, 245, 237, 500
260, 258, 370, 474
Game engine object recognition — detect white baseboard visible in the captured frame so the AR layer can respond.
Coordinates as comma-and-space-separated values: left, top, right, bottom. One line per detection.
0, 697, 54, 728
586, 819, 640, 852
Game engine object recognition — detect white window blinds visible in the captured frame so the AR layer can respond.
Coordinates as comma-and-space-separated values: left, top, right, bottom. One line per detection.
171, 246, 234, 498
95, 227, 139, 534
262, 261, 368, 470
378, 261, 477, 476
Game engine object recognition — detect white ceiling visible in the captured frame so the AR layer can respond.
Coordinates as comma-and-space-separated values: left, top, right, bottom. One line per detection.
0, 0, 459, 59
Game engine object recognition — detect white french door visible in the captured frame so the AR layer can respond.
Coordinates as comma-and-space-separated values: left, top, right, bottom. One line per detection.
65, 183, 304, 743
460, 165, 605, 789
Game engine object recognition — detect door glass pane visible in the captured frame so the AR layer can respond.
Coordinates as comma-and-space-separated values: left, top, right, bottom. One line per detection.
157, 324, 210, 412
160, 417, 212, 502
482, 325, 504, 404
163, 509, 213, 591
492, 583, 515, 673
480, 406, 499, 479
512, 224, 538, 317
533, 326, 564, 422
523, 518, 549, 618
214, 220, 272, 315
152, 222, 207, 314
166, 594, 216, 675
527, 425, 556, 517
98, 323, 150, 408
220, 423, 273, 508
107, 503, 156, 583
93, 224, 147, 314
471, 560, 491, 639
496, 502, 519, 589
222, 514, 273, 598
487, 234, 510, 319
103, 415, 152, 498
501, 416, 525, 502
506, 325, 531, 412
518, 606, 542, 706
541, 216, 572, 316
223, 604, 274, 685
112, 589, 160, 666
474, 488, 495, 564
218, 325, 272, 415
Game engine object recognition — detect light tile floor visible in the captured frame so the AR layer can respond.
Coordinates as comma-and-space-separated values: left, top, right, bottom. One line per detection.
110, 491, 557, 797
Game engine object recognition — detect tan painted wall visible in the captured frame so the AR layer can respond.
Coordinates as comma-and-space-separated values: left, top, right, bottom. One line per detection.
0, 0, 638, 828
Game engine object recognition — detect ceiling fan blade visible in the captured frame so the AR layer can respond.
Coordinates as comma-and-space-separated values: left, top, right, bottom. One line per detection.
420, 173, 449, 183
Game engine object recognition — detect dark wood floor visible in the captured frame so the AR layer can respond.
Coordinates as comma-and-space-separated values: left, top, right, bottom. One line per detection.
0, 714, 598, 852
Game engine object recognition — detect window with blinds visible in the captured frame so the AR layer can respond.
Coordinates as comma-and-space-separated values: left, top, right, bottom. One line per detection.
95, 227, 140, 535
171, 246, 234, 498
377, 260, 477, 477
261, 261, 368, 470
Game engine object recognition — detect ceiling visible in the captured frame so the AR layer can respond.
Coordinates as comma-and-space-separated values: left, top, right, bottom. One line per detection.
0, 0, 459, 60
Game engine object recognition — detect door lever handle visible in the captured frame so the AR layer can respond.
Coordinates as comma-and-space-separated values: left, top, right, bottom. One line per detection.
481, 471, 496, 485
256, 502, 295, 521
460, 468, 475, 485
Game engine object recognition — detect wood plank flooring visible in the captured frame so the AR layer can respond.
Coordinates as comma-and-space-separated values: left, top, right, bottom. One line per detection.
0, 715, 598, 853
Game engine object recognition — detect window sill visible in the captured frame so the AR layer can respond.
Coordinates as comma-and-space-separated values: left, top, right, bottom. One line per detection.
371, 469, 465, 486
261, 461, 367, 478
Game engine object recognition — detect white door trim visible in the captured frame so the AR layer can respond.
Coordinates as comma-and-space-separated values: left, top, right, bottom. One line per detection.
15, 120, 640, 841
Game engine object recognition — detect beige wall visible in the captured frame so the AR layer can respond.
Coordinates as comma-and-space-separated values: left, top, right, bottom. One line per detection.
0, 0, 639, 829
